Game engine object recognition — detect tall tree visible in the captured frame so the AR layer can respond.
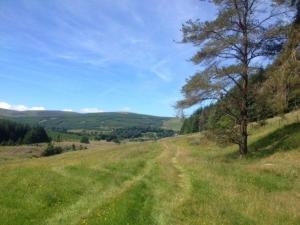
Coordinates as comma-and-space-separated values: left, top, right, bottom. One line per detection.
176, 0, 289, 156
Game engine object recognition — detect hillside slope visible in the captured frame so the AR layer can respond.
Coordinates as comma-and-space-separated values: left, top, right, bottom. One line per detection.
0, 110, 299, 224
0, 109, 181, 131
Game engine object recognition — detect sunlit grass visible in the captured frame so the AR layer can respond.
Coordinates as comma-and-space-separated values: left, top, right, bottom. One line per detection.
0, 110, 299, 225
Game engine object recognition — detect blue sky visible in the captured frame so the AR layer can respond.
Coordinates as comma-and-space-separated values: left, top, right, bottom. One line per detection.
0, 0, 215, 116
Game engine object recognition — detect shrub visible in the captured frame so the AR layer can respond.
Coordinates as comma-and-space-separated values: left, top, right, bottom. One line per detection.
42, 144, 63, 157
112, 138, 121, 144
80, 136, 90, 144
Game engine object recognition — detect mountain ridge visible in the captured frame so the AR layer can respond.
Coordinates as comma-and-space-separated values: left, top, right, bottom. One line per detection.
0, 108, 181, 131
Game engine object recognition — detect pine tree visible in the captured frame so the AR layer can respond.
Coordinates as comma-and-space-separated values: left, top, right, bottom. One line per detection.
177, 0, 289, 156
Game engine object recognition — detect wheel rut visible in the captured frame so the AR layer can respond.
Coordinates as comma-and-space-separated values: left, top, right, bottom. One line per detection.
46, 149, 162, 225
155, 141, 191, 225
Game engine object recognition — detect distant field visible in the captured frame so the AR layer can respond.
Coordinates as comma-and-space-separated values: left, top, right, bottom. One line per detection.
0, 141, 116, 162
0, 109, 176, 131
0, 110, 299, 224
46, 130, 83, 141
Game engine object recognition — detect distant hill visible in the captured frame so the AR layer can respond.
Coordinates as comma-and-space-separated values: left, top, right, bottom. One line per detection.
0, 108, 182, 131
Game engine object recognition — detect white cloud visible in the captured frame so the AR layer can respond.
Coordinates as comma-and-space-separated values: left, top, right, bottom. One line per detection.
63, 108, 73, 112
80, 108, 104, 113
0, 101, 45, 111
30, 106, 46, 110
0, 102, 11, 109
14, 105, 28, 111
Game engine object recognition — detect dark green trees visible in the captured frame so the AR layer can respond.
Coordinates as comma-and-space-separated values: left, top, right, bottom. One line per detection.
0, 119, 50, 145
260, 1, 300, 114
23, 127, 50, 144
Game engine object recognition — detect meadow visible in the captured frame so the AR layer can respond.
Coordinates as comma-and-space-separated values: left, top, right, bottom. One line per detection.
0, 111, 299, 225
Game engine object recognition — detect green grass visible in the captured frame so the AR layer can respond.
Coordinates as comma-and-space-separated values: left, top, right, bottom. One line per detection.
0, 110, 300, 224
249, 122, 300, 158
47, 130, 82, 141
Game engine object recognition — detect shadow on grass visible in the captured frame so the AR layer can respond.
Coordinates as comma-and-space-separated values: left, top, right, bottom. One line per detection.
223, 122, 300, 161
248, 122, 300, 159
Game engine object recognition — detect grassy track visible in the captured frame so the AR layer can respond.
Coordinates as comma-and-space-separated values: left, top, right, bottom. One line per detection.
0, 111, 300, 224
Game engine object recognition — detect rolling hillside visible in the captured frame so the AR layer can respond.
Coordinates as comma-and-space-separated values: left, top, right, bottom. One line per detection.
0, 109, 182, 131
0, 110, 299, 224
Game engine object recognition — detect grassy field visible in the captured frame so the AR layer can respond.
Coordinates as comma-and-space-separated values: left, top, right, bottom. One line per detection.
0, 111, 300, 225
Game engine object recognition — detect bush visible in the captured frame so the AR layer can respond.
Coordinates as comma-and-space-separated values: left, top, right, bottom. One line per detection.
112, 138, 121, 144
42, 144, 63, 156
80, 136, 90, 144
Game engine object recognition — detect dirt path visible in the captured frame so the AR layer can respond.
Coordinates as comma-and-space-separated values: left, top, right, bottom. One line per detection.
171, 144, 191, 199
154, 141, 191, 225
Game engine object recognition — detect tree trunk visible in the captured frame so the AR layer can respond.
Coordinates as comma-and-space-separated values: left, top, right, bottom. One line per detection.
239, 76, 248, 156
240, 0, 249, 156
240, 118, 248, 156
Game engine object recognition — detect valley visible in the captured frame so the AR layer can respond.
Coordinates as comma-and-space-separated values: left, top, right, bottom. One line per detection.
0, 110, 299, 225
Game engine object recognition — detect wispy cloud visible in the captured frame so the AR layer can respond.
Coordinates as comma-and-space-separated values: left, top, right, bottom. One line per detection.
150, 59, 173, 82
0, 101, 45, 111
0, 0, 216, 116
0, 0, 210, 81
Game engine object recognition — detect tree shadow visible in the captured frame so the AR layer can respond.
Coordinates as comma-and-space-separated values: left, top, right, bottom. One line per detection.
248, 122, 300, 159
222, 122, 300, 161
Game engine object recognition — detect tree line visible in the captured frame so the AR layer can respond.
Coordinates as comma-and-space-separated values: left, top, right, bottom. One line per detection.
180, 68, 300, 134
0, 119, 50, 145
177, 0, 300, 156
95, 127, 175, 143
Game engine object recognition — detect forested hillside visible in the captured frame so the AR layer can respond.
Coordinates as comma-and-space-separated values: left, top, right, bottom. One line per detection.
0, 109, 180, 131
180, 68, 300, 134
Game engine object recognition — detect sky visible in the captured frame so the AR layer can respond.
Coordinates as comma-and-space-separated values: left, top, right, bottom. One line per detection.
0, 0, 215, 116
